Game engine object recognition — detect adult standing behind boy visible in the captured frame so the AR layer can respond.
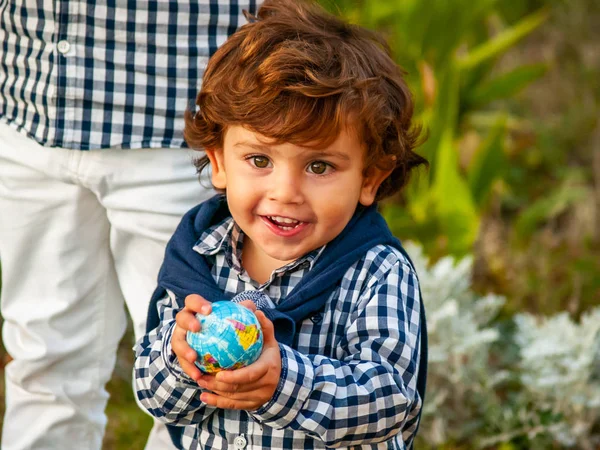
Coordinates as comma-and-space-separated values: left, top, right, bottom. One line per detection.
135, 1, 428, 449
0, 1, 257, 449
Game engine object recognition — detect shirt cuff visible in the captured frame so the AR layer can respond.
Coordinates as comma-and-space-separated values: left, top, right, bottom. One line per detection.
250, 343, 314, 428
162, 322, 200, 388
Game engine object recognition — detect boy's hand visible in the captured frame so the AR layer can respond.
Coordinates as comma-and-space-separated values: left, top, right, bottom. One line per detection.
172, 295, 259, 382
196, 311, 282, 411
172, 294, 211, 382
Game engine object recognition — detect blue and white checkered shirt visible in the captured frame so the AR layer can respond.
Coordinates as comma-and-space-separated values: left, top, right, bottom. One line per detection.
0, 0, 256, 150
134, 217, 423, 449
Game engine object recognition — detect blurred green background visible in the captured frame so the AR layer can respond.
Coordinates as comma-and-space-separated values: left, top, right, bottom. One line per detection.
1, 0, 599, 448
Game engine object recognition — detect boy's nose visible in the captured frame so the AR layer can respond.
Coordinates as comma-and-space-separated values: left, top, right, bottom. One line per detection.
267, 171, 304, 205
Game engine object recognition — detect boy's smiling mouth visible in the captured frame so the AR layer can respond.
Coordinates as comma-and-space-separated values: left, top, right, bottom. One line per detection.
260, 215, 308, 236
267, 215, 301, 229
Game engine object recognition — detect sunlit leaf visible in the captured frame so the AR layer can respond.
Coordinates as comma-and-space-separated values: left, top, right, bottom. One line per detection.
420, 66, 461, 166
468, 116, 508, 207
467, 111, 530, 132
467, 64, 548, 107
433, 129, 480, 255
458, 8, 548, 70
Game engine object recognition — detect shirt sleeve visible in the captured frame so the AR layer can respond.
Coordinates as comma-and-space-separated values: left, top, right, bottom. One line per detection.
249, 254, 422, 447
133, 291, 218, 425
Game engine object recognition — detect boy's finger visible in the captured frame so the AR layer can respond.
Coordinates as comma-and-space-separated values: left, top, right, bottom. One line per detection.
172, 324, 199, 362
172, 337, 198, 364
199, 392, 257, 410
176, 309, 201, 332
184, 294, 212, 315
209, 389, 267, 406
255, 311, 276, 344
179, 358, 202, 382
171, 323, 188, 344
199, 375, 265, 394
236, 300, 257, 312
215, 359, 269, 385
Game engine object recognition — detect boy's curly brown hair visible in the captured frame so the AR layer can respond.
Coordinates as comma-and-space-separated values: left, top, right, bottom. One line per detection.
184, 0, 427, 201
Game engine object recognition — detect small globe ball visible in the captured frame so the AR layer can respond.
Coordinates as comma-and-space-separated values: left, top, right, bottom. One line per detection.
186, 301, 263, 373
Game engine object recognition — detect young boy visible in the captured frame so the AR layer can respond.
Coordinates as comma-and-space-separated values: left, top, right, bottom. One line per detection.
134, 1, 428, 449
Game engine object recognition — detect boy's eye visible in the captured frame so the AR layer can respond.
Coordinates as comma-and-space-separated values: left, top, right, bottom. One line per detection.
251, 156, 270, 168
308, 161, 329, 175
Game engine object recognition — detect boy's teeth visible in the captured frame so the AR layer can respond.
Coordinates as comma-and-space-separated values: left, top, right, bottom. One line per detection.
269, 216, 299, 224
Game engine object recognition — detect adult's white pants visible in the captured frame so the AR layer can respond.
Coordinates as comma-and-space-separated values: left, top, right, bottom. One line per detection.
0, 121, 211, 449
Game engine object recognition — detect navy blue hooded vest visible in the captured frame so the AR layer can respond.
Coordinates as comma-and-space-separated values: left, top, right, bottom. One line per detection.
145, 195, 427, 448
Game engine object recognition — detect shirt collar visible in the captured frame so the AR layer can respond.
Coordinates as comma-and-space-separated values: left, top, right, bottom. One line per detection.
193, 216, 324, 281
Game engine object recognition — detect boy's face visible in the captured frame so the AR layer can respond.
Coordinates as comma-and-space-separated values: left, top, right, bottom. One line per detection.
206, 125, 391, 269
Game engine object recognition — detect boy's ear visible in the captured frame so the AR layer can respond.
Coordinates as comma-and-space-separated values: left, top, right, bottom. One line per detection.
359, 164, 394, 206
205, 148, 227, 189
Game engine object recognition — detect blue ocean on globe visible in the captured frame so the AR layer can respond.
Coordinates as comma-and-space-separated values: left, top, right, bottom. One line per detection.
186, 301, 263, 373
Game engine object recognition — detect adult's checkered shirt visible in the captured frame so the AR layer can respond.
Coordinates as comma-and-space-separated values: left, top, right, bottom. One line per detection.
0, 0, 256, 150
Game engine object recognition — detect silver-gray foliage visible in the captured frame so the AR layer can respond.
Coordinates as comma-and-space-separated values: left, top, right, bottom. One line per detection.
406, 242, 600, 448
513, 310, 600, 448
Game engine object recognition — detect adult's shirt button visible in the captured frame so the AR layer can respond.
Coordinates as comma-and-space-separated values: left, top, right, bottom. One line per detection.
57, 40, 71, 54
233, 434, 247, 449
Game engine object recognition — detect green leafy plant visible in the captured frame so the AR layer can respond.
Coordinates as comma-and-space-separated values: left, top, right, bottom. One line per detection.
322, 0, 548, 257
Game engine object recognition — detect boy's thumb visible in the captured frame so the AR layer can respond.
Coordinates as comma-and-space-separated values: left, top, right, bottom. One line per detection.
256, 310, 276, 343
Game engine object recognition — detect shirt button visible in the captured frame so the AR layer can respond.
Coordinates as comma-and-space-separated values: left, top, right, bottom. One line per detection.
57, 40, 71, 54
233, 434, 247, 449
